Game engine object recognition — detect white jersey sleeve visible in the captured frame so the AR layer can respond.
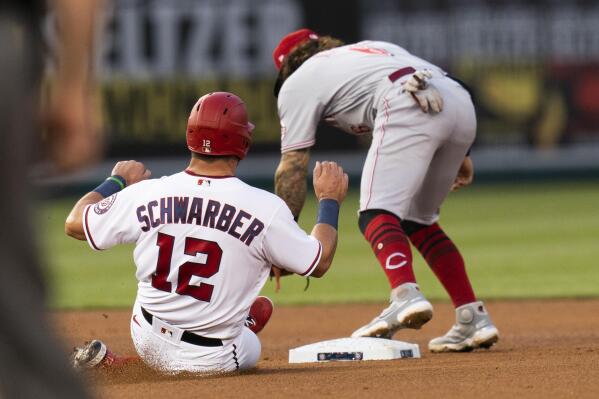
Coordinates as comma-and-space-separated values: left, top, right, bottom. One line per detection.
82, 183, 146, 250
263, 203, 322, 276
277, 82, 325, 153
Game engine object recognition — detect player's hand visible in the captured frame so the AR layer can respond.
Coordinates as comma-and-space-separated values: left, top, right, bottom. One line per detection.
312, 161, 349, 203
111, 160, 151, 186
403, 69, 444, 113
452, 156, 474, 191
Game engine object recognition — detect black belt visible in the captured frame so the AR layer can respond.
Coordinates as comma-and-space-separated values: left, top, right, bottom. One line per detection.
140, 306, 223, 347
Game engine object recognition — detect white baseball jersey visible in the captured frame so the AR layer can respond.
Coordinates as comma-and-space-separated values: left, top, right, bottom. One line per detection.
278, 40, 476, 223
83, 170, 322, 340
278, 40, 445, 152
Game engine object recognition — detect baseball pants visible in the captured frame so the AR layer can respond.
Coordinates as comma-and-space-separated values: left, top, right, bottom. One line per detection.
130, 301, 261, 373
360, 75, 477, 223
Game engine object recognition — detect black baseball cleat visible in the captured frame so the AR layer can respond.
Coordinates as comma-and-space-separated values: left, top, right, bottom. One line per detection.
71, 339, 110, 369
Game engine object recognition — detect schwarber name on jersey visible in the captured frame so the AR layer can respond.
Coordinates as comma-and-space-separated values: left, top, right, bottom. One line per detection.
135, 196, 265, 246
277, 40, 445, 153
82, 171, 322, 339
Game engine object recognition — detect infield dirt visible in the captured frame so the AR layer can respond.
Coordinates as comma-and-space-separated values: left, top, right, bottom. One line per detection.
55, 299, 599, 399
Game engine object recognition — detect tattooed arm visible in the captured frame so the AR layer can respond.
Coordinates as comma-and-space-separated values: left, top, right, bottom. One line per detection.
274, 149, 311, 219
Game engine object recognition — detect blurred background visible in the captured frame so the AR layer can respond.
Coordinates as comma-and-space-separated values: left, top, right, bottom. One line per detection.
39, 0, 599, 192
37, 0, 599, 307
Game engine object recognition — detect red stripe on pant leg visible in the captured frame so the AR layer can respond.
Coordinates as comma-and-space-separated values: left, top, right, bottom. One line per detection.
364, 214, 416, 288
408, 223, 476, 307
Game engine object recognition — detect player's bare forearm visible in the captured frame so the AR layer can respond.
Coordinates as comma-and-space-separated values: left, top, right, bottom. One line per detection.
65, 161, 150, 240
65, 192, 104, 240
51, 0, 103, 86
48, 0, 104, 171
274, 149, 310, 219
308, 161, 348, 278
310, 224, 338, 278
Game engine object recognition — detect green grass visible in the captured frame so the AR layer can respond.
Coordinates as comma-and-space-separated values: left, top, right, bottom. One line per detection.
41, 182, 599, 309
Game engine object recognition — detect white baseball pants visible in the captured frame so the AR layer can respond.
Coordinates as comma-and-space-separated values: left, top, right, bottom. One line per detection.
360, 76, 477, 223
129, 301, 261, 373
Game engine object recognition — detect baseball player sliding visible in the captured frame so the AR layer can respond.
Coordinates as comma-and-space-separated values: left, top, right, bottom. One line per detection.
272, 29, 499, 352
64, 92, 348, 373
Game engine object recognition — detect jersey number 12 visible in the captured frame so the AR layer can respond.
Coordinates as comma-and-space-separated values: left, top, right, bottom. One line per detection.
151, 232, 222, 302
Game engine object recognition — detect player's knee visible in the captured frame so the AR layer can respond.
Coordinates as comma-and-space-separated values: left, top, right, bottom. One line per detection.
358, 209, 401, 235
400, 219, 430, 236
238, 329, 261, 370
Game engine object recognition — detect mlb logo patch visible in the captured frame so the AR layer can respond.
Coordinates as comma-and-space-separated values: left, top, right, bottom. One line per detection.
160, 327, 173, 337
197, 179, 211, 186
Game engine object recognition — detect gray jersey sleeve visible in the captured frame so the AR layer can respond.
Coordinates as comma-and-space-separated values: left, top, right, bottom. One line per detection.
277, 81, 325, 153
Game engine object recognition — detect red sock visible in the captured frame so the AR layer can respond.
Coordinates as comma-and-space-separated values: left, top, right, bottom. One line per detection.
103, 349, 140, 369
363, 214, 416, 288
408, 223, 476, 307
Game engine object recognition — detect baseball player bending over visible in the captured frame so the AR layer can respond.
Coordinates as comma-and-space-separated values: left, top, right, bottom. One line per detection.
64, 92, 348, 373
272, 29, 499, 352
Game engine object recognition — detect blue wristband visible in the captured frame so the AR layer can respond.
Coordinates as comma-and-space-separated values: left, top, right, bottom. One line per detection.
93, 175, 126, 197
316, 199, 340, 229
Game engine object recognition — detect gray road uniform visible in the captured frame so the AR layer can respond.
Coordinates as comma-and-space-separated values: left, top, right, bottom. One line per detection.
278, 41, 476, 224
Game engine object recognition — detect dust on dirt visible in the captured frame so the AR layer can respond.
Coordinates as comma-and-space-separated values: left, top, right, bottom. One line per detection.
54, 299, 599, 399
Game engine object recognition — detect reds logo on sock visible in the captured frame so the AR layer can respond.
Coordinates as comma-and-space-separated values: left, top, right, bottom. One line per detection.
386, 252, 407, 270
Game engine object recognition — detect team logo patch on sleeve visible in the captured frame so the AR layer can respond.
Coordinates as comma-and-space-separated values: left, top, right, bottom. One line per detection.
94, 193, 118, 215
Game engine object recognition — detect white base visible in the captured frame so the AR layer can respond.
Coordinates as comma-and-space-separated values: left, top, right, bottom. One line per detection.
288, 337, 420, 364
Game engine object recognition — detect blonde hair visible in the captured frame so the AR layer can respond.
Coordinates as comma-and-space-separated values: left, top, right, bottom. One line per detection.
279, 36, 344, 83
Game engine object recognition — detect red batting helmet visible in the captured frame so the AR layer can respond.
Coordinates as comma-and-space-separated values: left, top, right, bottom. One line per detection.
272, 28, 319, 70
186, 92, 254, 160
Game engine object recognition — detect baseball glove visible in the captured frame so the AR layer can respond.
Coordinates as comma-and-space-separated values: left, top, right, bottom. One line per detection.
403, 69, 444, 113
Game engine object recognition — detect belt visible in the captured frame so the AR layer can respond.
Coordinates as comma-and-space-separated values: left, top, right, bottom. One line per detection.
140, 306, 223, 347
388, 66, 416, 83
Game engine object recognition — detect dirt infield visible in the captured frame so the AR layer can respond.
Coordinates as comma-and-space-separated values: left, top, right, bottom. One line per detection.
54, 299, 599, 399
